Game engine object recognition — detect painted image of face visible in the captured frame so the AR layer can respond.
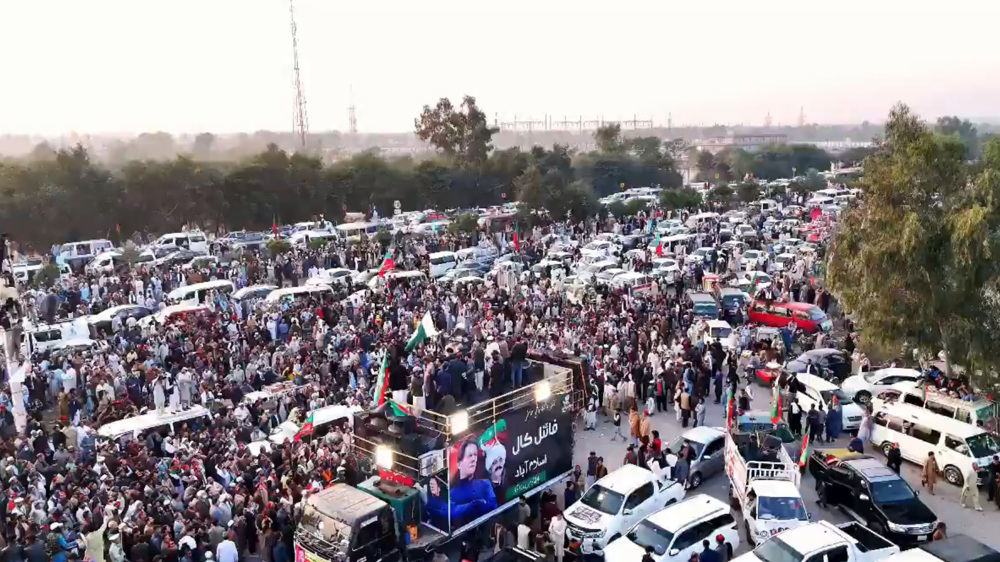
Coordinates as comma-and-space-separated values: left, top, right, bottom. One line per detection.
489, 457, 504, 485
458, 442, 479, 480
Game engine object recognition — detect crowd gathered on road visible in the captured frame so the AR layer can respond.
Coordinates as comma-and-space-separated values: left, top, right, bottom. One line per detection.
0, 187, 998, 562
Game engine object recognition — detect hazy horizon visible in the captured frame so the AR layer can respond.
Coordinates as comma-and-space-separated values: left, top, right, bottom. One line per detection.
3, 0, 1000, 136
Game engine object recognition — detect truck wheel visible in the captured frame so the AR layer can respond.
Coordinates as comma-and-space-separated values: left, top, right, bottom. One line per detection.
881, 442, 893, 457
856, 391, 871, 405
943, 465, 964, 486
690, 472, 703, 488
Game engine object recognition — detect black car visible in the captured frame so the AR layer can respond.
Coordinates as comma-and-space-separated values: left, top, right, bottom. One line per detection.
809, 450, 937, 548
88, 304, 153, 335
784, 348, 852, 384
164, 249, 206, 266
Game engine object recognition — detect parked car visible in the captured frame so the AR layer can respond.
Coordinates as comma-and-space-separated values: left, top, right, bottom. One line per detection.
784, 349, 853, 384
840, 368, 922, 405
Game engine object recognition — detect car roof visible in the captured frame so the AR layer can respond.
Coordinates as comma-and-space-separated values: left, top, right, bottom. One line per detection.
646, 495, 729, 532
871, 367, 921, 379
777, 523, 854, 554
682, 426, 725, 444
595, 464, 656, 494
706, 320, 731, 329
842, 456, 901, 482
877, 403, 992, 437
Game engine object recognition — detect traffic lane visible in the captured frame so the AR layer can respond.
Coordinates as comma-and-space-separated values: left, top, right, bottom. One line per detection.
572, 400, 1000, 553
573, 407, 850, 557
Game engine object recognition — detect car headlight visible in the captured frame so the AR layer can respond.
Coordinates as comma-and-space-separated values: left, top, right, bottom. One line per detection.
886, 522, 907, 533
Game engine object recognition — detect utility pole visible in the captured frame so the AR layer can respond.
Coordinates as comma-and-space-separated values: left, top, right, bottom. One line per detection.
348, 85, 358, 136
288, 0, 309, 150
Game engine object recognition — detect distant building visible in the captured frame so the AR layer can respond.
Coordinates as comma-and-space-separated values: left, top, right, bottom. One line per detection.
695, 132, 789, 153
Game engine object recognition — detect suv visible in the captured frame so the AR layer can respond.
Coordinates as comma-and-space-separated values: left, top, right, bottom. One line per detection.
808, 451, 938, 548
604, 495, 740, 562
564, 464, 686, 549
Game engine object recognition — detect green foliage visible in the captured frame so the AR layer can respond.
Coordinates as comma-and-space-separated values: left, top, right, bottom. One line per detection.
32, 264, 60, 288
736, 182, 761, 204
594, 124, 626, 154
694, 145, 835, 183
707, 182, 734, 208
607, 200, 627, 218
267, 239, 291, 257
624, 198, 648, 216
414, 96, 498, 168
660, 188, 702, 211
935, 116, 979, 158
120, 241, 141, 267
449, 213, 480, 234
376, 227, 393, 248
828, 103, 1000, 382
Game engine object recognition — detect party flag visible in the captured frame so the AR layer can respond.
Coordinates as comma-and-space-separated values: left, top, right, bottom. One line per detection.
294, 413, 315, 442
377, 249, 395, 278
405, 312, 439, 352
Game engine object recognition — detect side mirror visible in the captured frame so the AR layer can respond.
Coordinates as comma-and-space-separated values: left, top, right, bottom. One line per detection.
670, 550, 680, 557
624, 508, 634, 516
858, 494, 870, 502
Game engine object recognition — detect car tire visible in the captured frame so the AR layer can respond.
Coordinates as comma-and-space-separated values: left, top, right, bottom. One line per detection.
870, 520, 888, 539
881, 442, 893, 457
690, 472, 703, 488
943, 465, 964, 487
856, 391, 871, 405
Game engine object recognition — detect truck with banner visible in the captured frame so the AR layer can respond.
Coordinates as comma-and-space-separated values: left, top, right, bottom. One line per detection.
294, 360, 578, 562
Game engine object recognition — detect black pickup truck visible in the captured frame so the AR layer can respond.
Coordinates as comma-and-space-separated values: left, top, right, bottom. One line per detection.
809, 448, 938, 549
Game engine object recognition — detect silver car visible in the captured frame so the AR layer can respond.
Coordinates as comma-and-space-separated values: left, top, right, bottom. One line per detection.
668, 426, 727, 488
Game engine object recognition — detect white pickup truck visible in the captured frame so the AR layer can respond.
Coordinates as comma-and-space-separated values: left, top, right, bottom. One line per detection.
564, 464, 686, 549
733, 521, 900, 562
725, 430, 808, 546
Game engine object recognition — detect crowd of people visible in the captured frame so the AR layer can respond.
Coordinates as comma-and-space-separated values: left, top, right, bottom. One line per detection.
0, 205, 886, 562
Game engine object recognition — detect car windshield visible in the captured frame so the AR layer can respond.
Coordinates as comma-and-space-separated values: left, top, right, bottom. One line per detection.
626, 520, 674, 556
869, 478, 916, 504
579, 485, 625, 515
967, 433, 1000, 458
819, 389, 851, 405
974, 406, 997, 431
711, 327, 732, 339
668, 437, 705, 458
807, 307, 827, 321
754, 538, 803, 562
757, 497, 809, 521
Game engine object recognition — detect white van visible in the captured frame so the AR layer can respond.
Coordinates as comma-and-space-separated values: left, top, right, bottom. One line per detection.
98, 405, 212, 440
11, 260, 72, 285
456, 246, 498, 266
686, 212, 720, 229
873, 381, 997, 433
85, 251, 123, 275
428, 251, 458, 278
56, 239, 115, 269
21, 318, 93, 354
335, 221, 380, 241
166, 280, 235, 305
611, 272, 653, 295
153, 232, 208, 253
870, 403, 1000, 487
264, 285, 334, 303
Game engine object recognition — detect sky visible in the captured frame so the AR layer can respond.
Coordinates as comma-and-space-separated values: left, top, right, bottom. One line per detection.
2, 0, 1000, 135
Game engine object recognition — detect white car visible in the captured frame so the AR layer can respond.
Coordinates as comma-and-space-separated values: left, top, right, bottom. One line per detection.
685, 247, 715, 266
307, 267, 354, 287
789, 373, 866, 432
740, 250, 767, 270
604, 495, 740, 562
704, 319, 733, 350
564, 464, 686, 549
650, 258, 680, 281
732, 271, 772, 296
840, 368, 922, 405
772, 252, 797, 272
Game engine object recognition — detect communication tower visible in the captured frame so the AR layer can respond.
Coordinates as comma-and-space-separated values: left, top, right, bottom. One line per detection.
288, 0, 309, 150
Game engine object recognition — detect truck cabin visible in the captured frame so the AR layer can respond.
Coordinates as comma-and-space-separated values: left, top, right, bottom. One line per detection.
297, 484, 399, 562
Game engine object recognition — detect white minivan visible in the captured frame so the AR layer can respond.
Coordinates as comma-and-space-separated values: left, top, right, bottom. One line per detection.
153, 231, 209, 253
166, 280, 235, 305
604, 495, 740, 562
428, 251, 458, 278
870, 403, 1000, 487
872, 381, 997, 432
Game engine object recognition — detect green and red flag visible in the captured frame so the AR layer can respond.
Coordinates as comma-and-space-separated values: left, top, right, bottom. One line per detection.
655, 233, 664, 257
294, 412, 316, 442
725, 386, 736, 429
373, 353, 391, 407
512, 225, 521, 252
377, 249, 395, 278
770, 381, 782, 424
405, 312, 440, 352
798, 434, 810, 467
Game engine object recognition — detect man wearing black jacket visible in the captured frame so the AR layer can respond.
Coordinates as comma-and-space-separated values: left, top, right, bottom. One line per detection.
510, 340, 528, 388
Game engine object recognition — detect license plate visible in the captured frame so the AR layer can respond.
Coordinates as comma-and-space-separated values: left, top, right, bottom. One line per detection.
916, 535, 927, 541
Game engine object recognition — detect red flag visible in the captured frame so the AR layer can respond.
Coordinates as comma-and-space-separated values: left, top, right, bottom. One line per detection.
513, 226, 521, 252
377, 250, 395, 278
272, 217, 279, 238
655, 234, 664, 257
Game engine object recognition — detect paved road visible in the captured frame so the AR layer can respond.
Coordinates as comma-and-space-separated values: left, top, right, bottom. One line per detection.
569, 395, 1000, 555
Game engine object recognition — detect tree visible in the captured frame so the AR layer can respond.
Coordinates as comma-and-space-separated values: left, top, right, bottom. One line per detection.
449, 213, 480, 234
935, 116, 978, 157
624, 198, 647, 216
414, 96, 498, 168
695, 150, 716, 180
607, 200, 627, 218
827, 103, 1000, 384
707, 182, 734, 208
593, 124, 625, 154
120, 241, 141, 267
660, 188, 702, 211
192, 133, 216, 157
736, 182, 760, 204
